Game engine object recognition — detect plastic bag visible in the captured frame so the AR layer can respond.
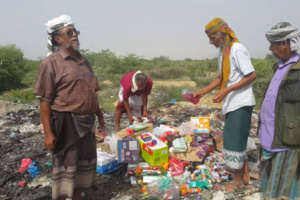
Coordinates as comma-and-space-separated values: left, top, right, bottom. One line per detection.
169, 157, 189, 177
153, 127, 164, 137
247, 136, 257, 151
145, 175, 180, 200
28, 162, 40, 178
178, 121, 196, 136
104, 134, 119, 156
16, 158, 32, 173
169, 157, 184, 176
174, 170, 191, 187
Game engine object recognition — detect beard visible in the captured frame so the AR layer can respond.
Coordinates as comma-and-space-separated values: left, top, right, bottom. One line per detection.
63, 38, 80, 51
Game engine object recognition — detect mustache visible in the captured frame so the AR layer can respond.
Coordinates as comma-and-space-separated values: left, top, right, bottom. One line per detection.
71, 37, 78, 41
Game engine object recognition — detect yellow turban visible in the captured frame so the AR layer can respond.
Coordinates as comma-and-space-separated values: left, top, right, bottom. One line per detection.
205, 18, 239, 90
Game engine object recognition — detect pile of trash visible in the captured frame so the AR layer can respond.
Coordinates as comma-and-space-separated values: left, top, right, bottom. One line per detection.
96, 102, 262, 200
0, 101, 262, 200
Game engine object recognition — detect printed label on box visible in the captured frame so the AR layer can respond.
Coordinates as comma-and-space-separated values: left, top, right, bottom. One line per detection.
191, 117, 210, 133
118, 137, 140, 163
129, 141, 138, 150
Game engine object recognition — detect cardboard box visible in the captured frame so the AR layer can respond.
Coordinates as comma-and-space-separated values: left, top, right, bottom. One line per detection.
136, 133, 169, 166
159, 124, 179, 134
116, 123, 154, 139
190, 117, 210, 133
172, 137, 187, 152
96, 160, 118, 174
170, 146, 204, 162
210, 131, 223, 151
96, 149, 118, 174
118, 137, 140, 163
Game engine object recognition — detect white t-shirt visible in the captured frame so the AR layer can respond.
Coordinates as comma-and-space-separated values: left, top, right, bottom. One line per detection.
218, 43, 256, 114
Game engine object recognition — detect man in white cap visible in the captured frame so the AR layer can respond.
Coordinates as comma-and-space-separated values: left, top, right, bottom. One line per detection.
259, 22, 300, 200
34, 15, 105, 200
115, 71, 152, 130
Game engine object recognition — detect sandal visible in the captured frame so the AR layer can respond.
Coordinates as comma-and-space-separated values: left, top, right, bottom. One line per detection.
244, 181, 253, 189
223, 182, 244, 194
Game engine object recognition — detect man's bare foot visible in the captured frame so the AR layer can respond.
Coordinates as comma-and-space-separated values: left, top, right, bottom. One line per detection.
224, 181, 244, 194
243, 174, 253, 189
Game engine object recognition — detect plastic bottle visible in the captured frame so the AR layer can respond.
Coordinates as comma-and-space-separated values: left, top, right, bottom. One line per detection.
188, 188, 202, 194
181, 89, 200, 105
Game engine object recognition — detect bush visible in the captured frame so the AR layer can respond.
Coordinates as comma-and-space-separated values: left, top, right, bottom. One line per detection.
150, 85, 199, 107
22, 59, 41, 87
147, 67, 188, 79
98, 86, 119, 112
0, 45, 25, 92
252, 59, 274, 108
0, 89, 37, 104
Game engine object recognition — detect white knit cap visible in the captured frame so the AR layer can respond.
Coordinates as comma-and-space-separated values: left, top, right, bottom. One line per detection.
45, 15, 74, 56
266, 22, 300, 54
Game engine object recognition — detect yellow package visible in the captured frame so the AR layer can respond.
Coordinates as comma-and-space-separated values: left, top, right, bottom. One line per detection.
190, 117, 210, 133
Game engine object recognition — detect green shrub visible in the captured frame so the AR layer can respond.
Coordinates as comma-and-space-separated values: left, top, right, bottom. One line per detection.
0, 89, 37, 104
147, 66, 188, 79
22, 59, 40, 87
191, 75, 218, 88
252, 59, 274, 108
0, 45, 25, 92
150, 85, 199, 107
98, 86, 119, 112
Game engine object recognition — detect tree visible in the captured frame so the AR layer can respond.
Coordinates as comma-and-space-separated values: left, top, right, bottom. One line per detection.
0, 45, 25, 92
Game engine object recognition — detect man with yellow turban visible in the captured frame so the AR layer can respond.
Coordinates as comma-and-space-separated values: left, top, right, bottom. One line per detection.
194, 18, 257, 193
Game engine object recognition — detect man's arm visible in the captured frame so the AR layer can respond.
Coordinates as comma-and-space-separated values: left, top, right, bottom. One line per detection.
40, 100, 56, 150
194, 76, 221, 98
213, 72, 257, 103
142, 93, 149, 117
95, 106, 105, 129
123, 98, 134, 124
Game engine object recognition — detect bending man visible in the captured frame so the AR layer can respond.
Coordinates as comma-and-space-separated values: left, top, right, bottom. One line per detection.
115, 71, 152, 130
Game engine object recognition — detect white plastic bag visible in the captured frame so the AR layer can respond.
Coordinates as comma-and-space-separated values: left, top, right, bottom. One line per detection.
103, 134, 119, 156
178, 121, 196, 136
153, 127, 164, 137
247, 137, 257, 152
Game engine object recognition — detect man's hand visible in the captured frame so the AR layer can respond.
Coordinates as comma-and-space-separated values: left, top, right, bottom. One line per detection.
44, 132, 56, 151
129, 115, 134, 124
193, 90, 205, 99
98, 116, 105, 130
213, 88, 229, 103
142, 109, 148, 118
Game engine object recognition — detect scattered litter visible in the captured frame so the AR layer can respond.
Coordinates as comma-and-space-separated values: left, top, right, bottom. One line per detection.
16, 158, 32, 173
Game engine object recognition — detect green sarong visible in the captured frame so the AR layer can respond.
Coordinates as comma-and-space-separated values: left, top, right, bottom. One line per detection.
223, 106, 253, 169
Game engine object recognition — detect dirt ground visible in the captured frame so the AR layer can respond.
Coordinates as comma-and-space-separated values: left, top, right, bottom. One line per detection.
0, 100, 261, 200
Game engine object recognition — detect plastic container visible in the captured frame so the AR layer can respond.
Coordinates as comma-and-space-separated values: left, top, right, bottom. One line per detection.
181, 89, 200, 105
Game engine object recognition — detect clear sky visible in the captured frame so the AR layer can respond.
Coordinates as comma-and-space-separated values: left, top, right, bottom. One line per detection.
0, 0, 299, 60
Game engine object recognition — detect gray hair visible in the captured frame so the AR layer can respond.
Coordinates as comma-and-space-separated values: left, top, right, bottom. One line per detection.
135, 73, 147, 85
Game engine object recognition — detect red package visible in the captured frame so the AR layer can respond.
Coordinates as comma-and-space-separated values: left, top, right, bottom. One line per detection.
18, 180, 26, 187
16, 158, 32, 173
169, 157, 184, 176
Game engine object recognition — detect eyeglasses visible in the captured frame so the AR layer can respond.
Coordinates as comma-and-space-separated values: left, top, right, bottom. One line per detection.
62, 29, 80, 37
